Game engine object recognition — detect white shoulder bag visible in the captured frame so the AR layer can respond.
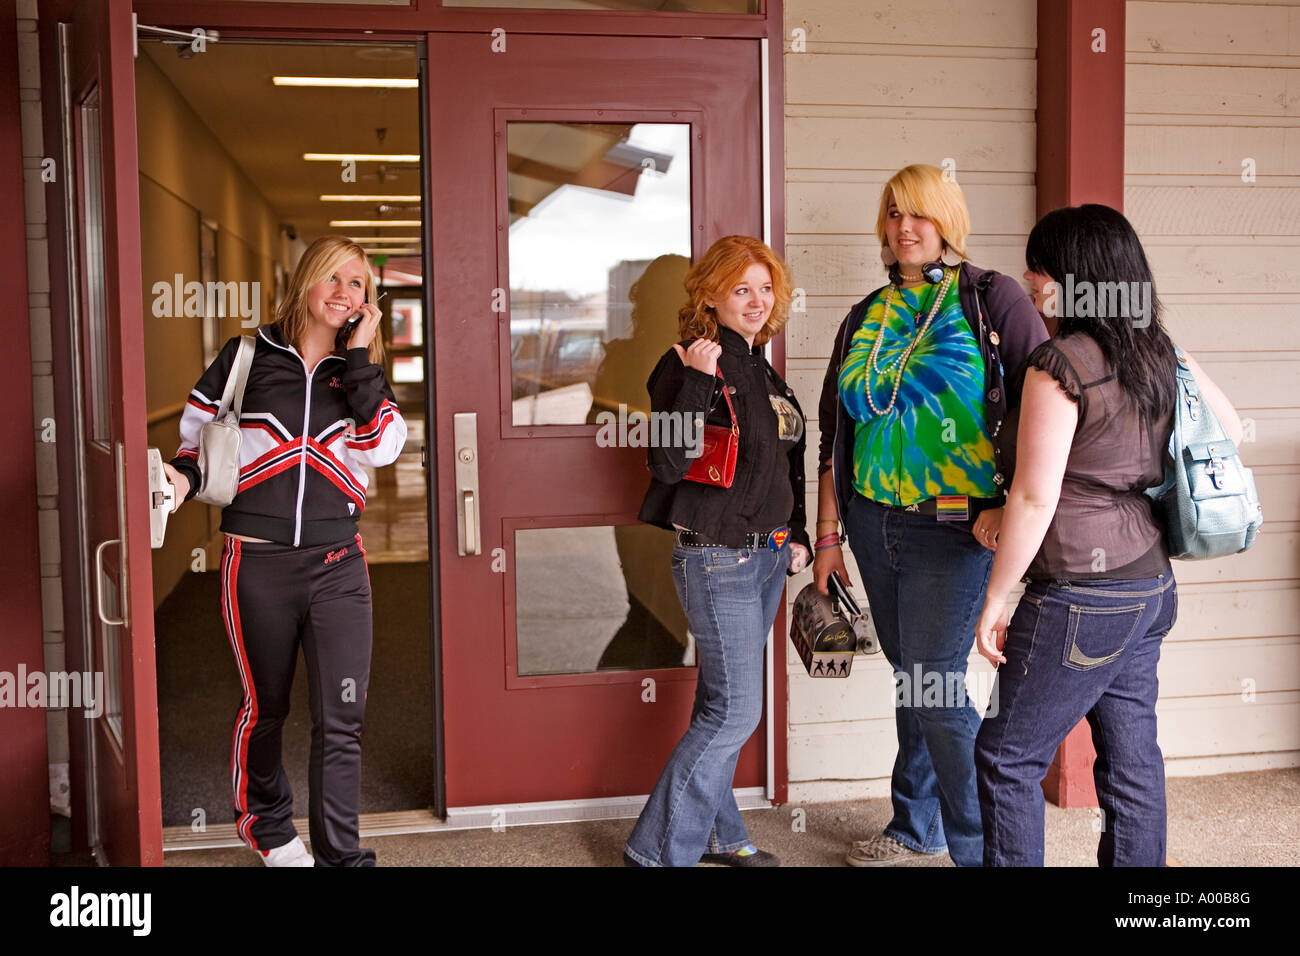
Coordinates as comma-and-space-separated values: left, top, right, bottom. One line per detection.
195, 335, 256, 507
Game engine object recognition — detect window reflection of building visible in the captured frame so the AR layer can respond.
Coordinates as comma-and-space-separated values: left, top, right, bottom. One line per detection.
507, 122, 690, 427
505, 122, 695, 675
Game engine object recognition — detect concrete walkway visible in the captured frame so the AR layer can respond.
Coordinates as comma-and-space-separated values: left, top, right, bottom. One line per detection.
164, 767, 1298, 867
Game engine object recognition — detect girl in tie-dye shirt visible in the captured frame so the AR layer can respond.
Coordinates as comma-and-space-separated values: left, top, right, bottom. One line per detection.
838, 270, 999, 505
811, 165, 1045, 869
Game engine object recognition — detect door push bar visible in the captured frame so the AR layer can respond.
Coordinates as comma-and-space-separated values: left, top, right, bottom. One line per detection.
453, 413, 481, 556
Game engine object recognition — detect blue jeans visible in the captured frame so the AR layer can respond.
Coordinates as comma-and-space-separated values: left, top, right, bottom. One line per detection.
841, 494, 992, 867
624, 540, 789, 866
975, 571, 1177, 866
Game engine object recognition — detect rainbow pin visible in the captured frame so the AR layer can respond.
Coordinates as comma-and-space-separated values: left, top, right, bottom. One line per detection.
935, 495, 970, 522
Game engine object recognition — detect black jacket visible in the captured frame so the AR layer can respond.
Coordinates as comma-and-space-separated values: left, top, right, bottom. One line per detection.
169, 325, 407, 547
817, 261, 1047, 528
638, 325, 811, 565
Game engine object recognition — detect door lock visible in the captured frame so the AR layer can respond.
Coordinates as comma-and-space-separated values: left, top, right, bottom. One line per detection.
453, 413, 481, 556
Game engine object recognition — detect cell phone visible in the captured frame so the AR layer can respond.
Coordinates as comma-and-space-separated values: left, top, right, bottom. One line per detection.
337, 290, 384, 350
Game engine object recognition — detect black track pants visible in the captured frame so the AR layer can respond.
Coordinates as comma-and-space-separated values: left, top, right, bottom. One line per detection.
220, 534, 376, 867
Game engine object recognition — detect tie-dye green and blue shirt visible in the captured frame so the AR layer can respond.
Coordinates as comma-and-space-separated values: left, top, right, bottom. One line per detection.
837, 274, 997, 506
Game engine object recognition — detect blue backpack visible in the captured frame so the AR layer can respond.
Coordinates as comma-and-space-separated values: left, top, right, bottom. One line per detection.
1146, 347, 1262, 560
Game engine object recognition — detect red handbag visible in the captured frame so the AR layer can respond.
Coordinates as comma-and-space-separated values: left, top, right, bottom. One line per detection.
684, 369, 739, 488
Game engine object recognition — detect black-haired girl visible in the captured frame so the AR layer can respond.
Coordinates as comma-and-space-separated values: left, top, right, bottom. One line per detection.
972, 204, 1242, 866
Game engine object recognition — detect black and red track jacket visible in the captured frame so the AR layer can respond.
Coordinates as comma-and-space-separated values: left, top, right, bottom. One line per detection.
169, 325, 407, 547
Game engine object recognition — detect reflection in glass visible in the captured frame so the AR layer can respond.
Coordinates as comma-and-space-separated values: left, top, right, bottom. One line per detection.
387, 295, 425, 411
392, 356, 423, 383
390, 297, 423, 348
508, 123, 691, 425
515, 525, 693, 676
79, 85, 111, 447
99, 566, 123, 745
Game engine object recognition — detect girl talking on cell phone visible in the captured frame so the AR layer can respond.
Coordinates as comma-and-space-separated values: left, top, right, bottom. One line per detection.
162, 236, 406, 867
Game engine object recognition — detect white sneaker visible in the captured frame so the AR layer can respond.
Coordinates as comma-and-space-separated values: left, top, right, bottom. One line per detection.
260, 836, 314, 867
844, 834, 923, 867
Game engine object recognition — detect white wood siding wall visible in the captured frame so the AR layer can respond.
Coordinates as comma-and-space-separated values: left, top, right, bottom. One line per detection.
779, 0, 1299, 802
1123, 0, 1300, 775
781, 0, 1040, 801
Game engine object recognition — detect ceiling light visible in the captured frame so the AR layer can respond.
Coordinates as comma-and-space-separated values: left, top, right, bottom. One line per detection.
330, 220, 421, 227
346, 237, 421, 244
320, 194, 421, 202
273, 76, 417, 89
364, 247, 420, 256
304, 153, 420, 163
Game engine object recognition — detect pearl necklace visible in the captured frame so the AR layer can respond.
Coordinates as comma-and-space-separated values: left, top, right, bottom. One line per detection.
864, 267, 954, 416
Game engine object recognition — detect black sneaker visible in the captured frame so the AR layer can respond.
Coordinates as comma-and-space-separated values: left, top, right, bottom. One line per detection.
700, 847, 780, 867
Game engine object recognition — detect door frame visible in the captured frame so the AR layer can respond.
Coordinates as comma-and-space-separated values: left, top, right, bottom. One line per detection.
38, 0, 163, 865
426, 28, 784, 811
40, 0, 790, 860
0, 0, 51, 866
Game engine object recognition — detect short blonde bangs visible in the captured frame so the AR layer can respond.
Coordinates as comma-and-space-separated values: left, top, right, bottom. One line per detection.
875, 164, 971, 260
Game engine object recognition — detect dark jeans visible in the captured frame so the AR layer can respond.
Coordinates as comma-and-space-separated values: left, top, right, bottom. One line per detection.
975, 571, 1177, 867
842, 494, 992, 867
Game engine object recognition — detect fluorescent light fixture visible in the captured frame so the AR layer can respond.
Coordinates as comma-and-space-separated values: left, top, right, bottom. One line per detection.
330, 220, 421, 227
274, 76, 417, 89
304, 153, 420, 163
345, 237, 421, 243
363, 247, 420, 256
320, 195, 421, 202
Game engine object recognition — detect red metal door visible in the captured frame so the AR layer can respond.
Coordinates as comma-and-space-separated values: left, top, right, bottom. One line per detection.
429, 32, 770, 809
56, 0, 162, 864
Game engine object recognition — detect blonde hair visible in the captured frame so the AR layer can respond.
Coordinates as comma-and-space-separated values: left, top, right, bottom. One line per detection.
876, 164, 971, 262
677, 236, 793, 347
273, 236, 385, 364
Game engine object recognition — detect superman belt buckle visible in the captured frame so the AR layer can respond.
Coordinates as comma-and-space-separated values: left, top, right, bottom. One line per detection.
768, 527, 791, 551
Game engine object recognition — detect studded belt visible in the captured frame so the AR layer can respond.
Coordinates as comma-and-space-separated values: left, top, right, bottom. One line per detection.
676, 528, 791, 550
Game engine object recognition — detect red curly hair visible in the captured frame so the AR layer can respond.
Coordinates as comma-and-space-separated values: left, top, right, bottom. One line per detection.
677, 236, 793, 347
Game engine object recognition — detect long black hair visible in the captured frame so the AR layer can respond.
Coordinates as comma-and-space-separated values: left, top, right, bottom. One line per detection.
1026, 204, 1175, 426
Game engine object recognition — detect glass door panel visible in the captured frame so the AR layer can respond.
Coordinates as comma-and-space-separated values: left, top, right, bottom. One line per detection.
508, 122, 691, 426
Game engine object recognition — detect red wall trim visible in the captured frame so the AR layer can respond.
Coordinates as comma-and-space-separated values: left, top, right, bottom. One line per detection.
1036, 0, 1127, 808
767, 1, 789, 805
0, 0, 54, 866
132, 0, 772, 38
1037, 0, 1126, 217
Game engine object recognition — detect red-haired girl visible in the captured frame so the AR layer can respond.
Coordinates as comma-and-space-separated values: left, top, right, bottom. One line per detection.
625, 235, 810, 867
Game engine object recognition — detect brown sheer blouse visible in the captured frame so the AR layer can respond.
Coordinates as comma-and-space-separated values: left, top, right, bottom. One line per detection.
1000, 332, 1173, 581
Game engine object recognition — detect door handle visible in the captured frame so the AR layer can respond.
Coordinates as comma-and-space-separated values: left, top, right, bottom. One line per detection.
453, 412, 481, 556
94, 539, 126, 626
462, 490, 478, 555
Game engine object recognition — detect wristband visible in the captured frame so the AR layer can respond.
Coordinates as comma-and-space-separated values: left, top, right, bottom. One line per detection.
814, 533, 842, 552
